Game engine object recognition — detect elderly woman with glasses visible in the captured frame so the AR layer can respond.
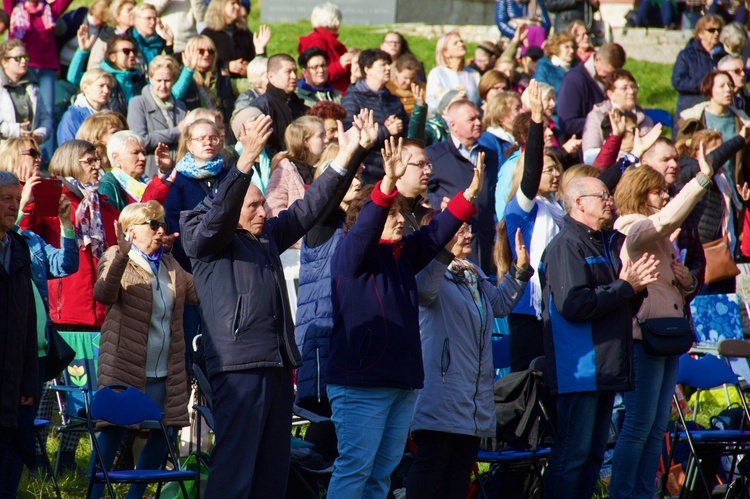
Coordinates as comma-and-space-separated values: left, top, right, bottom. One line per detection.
19, 139, 119, 330
0, 40, 53, 147
407, 220, 532, 497
672, 14, 727, 125
92, 199, 196, 499
609, 152, 714, 499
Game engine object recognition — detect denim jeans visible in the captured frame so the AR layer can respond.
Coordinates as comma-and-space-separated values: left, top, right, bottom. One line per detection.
544, 391, 615, 499
609, 343, 678, 499
327, 384, 416, 499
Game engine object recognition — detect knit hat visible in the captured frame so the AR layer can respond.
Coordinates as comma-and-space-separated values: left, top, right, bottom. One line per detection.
231, 106, 263, 140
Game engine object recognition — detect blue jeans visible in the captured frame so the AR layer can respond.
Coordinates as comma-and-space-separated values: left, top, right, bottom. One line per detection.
544, 391, 615, 499
609, 343, 678, 499
327, 384, 416, 499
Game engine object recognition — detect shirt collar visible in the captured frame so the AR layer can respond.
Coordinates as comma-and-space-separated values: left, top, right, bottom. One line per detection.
451, 135, 478, 160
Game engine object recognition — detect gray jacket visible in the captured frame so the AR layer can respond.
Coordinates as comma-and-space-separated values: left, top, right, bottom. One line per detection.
411, 255, 531, 437
127, 86, 188, 178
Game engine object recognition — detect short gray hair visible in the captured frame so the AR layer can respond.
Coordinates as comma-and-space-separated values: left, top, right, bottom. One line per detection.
718, 54, 744, 69
310, 2, 342, 30
720, 22, 748, 54
246, 56, 268, 90
562, 177, 588, 213
107, 130, 145, 167
0, 170, 20, 188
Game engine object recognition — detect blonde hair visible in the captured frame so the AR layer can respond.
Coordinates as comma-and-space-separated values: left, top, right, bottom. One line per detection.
559, 164, 599, 199
483, 91, 521, 128
310, 2, 342, 30
132, 2, 156, 17
89, 0, 110, 24
109, 0, 135, 26
0, 138, 38, 175
204, 0, 246, 31
80, 68, 115, 90
544, 32, 575, 58
120, 200, 165, 229
77, 111, 129, 170
49, 140, 98, 180
148, 54, 180, 81
185, 35, 218, 86
613, 166, 668, 217
246, 56, 268, 90
314, 143, 339, 179
177, 118, 220, 163
677, 129, 722, 158
435, 31, 464, 69
271, 116, 324, 170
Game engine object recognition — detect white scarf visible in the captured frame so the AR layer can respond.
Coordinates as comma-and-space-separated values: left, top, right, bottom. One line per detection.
486, 126, 515, 144
551, 55, 571, 70
714, 168, 742, 254
529, 196, 566, 318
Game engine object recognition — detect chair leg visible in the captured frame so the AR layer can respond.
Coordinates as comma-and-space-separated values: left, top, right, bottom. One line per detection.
35, 426, 62, 499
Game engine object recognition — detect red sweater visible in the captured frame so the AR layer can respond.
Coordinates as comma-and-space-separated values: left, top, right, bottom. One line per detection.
4, 0, 74, 69
298, 27, 350, 94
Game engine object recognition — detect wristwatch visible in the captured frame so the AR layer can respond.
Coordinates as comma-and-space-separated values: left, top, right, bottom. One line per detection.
622, 152, 639, 168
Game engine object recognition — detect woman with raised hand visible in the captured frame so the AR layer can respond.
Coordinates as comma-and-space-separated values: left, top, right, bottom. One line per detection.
501, 79, 565, 372
407, 224, 532, 498
92, 199, 196, 499
326, 136, 482, 497
609, 146, 715, 499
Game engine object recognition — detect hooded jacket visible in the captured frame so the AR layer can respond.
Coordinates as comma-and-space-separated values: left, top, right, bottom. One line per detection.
0, 68, 53, 142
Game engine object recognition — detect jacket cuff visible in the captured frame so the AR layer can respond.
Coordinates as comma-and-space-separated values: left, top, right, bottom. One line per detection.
510, 262, 534, 282
446, 192, 478, 221
371, 181, 398, 207
436, 248, 455, 265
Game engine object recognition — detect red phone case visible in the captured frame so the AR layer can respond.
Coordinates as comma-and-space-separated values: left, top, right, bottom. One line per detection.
31, 179, 63, 218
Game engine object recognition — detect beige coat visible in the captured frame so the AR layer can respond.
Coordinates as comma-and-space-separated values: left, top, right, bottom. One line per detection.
94, 247, 197, 427
613, 178, 708, 340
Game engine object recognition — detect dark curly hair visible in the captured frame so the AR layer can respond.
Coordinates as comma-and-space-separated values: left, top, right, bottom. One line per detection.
307, 101, 347, 120
343, 184, 406, 233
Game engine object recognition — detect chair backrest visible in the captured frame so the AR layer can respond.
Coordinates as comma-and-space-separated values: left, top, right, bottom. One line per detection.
676, 353, 738, 389
58, 331, 100, 419
644, 108, 674, 128
492, 335, 511, 371
690, 293, 744, 348
717, 339, 750, 358
89, 386, 163, 426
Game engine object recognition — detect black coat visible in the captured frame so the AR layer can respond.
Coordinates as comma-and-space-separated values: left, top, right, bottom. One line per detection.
250, 84, 309, 158
0, 231, 38, 429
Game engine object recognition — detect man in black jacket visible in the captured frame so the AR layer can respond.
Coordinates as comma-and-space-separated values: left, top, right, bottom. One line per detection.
0, 171, 37, 497
397, 138, 432, 235
249, 53, 309, 157
181, 114, 368, 497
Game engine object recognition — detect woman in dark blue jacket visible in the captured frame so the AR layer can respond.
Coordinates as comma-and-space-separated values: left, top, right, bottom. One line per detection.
325, 137, 482, 497
671, 15, 726, 128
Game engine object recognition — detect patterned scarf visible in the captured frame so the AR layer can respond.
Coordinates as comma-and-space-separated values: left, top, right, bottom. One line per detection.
10, 0, 55, 39
111, 168, 147, 202
66, 177, 106, 259
448, 258, 485, 326
175, 152, 225, 179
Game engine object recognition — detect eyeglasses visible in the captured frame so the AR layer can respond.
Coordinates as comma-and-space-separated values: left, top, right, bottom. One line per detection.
21, 148, 41, 160
5, 55, 29, 63
613, 84, 639, 92
542, 167, 560, 175
191, 135, 221, 145
140, 219, 167, 231
704, 27, 720, 34
457, 224, 472, 237
197, 48, 215, 56
728, 68, 746, 75
307, 64, 328, 72
407, 161, 432, 170
120, 48, 136, 56
79, 156, 102, 166
648, 188, 669, 196
579, 191, 612, 201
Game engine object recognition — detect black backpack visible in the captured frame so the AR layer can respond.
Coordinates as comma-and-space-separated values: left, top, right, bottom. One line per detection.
493, 369, 548, 452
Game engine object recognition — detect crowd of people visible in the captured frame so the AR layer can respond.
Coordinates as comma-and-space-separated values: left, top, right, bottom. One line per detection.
1, 0, 750, 498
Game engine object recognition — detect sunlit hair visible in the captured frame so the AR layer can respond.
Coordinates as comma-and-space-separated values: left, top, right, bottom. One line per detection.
108, 0, 135, 27
521, 82, 554, 109
120, 200, 165, 229
483, 91, 521, 129
700, 70, 733, 99
246, 56, 268, 89
0, 138, 38, 175
0, 38, 25, 61
435, 31, 464, 69
204, 0, 246, 31
614, 165, 668, 217
307, 100, 347, 120
694, 14, 725, 40
559, 164, 599, 199
105, 35, 137, 68
148, 54, 180, 81
310, 2, 342, 30
271, 116, 324, 170
49, 140, 98, 181
76, 111, 128, 170
81, 68, 115, 91
478, 69, 511, 102
185, 36, 218, 86
88, 0, 110, 23
132, 2, 156, 17
677, 129, 722, 158
177, 119, 220, 163
544, 32, 575, 58
314, 143, 339, 179
107, 131, 145, 168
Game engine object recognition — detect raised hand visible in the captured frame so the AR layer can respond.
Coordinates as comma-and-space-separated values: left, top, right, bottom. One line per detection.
527, 79, 543, 123
114, 220, 133, 255
155, 18, 174, 46
381, 136, 411, 181
238, 114, 273, 171
155, 142, 173, 173
384, 115, 403, 136
619, 253, 659, 293
161, 231, 179, 253
740, 125, 750, 142
182, 43, 198, 70
228, 58, 248, 76
253, 25, 271, 54
58, 195, 74, 229
353, 109, 378, 149
464, 151, 485, 202
338, 119, 361, 156
562, 134, 582, 155
631, 123, 663, 159
411, 83, 426, 107
514, 228, 529, 270
737, 182, 750, 202
608, 108, 625, 137
339, 51, 353, 68
77, 24, 96, 52
19, 173, 40, 213
695, 141, 713, 178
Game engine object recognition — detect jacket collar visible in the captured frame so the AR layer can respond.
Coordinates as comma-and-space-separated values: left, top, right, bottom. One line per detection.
297, 78, 334, 93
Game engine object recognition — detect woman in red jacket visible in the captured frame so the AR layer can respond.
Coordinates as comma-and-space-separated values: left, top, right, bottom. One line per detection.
298, 2, 351, 94
20, 139, 118, 330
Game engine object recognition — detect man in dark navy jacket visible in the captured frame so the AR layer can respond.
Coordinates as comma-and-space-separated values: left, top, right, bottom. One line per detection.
181, 115, 369, 497
426, 99, 499, 275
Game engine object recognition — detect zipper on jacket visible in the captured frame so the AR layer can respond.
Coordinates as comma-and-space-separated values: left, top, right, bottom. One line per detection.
231, 295, 242, 341
316, 348, 321, 403
441, 338, 451, 381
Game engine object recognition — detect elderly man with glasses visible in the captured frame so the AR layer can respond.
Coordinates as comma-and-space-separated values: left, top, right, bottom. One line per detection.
539, 175, 658, 499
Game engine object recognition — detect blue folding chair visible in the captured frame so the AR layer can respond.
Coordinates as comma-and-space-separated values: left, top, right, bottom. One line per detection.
644, 108, 674, 129
85, 386, 197, 499
661, 354, 750, 498
34, 418, 61, 499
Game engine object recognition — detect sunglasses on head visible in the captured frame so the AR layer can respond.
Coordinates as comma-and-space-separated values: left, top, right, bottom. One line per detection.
140, 219, 167, 231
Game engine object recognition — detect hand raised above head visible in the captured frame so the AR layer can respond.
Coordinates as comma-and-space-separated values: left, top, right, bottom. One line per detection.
464, 151, 485, 202
237, 115, 273, 172
381, 136, 411, 181
527, 79, 543, 123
